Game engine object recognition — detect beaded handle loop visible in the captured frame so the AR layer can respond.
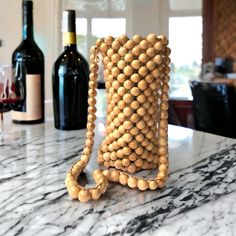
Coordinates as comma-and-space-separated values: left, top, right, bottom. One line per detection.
65, 34, 171, 202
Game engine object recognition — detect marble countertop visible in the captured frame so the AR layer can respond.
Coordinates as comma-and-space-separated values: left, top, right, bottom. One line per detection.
0, 104, 236, 236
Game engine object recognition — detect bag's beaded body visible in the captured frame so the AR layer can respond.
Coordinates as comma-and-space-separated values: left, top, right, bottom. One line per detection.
65, 34, 171, 202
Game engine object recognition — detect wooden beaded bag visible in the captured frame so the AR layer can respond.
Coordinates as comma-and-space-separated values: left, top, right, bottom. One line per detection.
65, 34, 171, 202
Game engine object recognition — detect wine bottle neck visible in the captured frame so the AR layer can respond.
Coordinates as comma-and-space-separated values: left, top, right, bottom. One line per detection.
22, 0, 34, 41
62, 10, 77, 48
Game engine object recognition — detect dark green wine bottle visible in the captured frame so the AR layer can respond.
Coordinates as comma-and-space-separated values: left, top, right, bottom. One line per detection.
12, 0, 45, 124
52, 10, 89, 130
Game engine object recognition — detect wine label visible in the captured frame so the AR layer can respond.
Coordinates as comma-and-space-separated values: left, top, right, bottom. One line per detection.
12, 74, 42, 121
63, 32, 76, 46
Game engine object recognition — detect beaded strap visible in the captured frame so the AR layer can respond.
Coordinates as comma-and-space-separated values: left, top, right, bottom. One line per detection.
65, 34, 171, 202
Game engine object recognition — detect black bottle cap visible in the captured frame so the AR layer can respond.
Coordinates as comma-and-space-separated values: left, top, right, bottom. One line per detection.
62, 10, 76, 33
23, 0, 33, 13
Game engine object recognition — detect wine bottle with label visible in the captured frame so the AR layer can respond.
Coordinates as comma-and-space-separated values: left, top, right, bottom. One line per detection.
52, 10, 89, 130
12, 0, 44, 124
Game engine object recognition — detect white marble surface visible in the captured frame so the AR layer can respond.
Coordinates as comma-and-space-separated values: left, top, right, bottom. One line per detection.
0, 103, 236, 236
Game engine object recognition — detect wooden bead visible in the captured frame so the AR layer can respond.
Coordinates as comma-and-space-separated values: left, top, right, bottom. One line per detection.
159, 138, 167, 147
100, 43, 108, 52
137, 179, 149, 191
123, 80, 133, 90
118, 47, 127, 56
123, 107, 133, 117
146, 61, 156, 71
118, 113, 125, 122
68, 186, 80, 199
118, 125, 126, 134
81, 154, 89, 163
113, 129, 121, 139
114, 159, 122, 169
119, 173, 128, 185
159, 120, 168, 128
159, 164, 168, 172
157, 171, 167, 180
147, 33, 157, 44
123, 65, 133, 76
136, 94, 146, 104
127, 176, 138, 188
122, 158, 130, 167
125, 40, 134, 50
156, 180, 165, 188
117, 61, 126, 70
118, 100, 126, 109
153, 55, 162, 64
157, 35, 168, 44
117, 87, 126, 96
107, 48, 114, 57
123, 133, 132, 142
139, 53, 149, 63
118, 34, 128, 44
135, 158, 144, 167
117, 138, 125, 147
103, 56, 110, 64
85, 139, 94, 148
130, 87, 141, 96
145, 74, 154, 84
144, 88, 152, 96
110, 151, 117, 161
159, 155, 168, 164
154, 41, 163, 51
112, 93, 121, 103
160, 111, 168, 119
137, 80, 147, 90
135, 133, 144, 142
112, 40, 120, 50
124, 53, 133, 63
127, 163, 136, 173
152, 68, 161, 78
111, 67, 120, 77
90, 188, 101, 200
123, 120, 133, 130
104, 36, 113, 45
78, 189, 90, 202
103, 169, 111, 178
138, 67, 148, 77
117, 149, 124, 158
132, 46, 141, 57
123, 94, 133, 104
111, 54, 120, 64
130, 113, 139, 123
71, 163, 82, 176
158, 147, 167, 155
130, 127, 139, 136
136, 120, 146, 130
129, 153, 138, 161
148, 180, 158, 190
139, 39, 149, 50
132, 34, 142, 44
135, 146, 144, 155
107, 62, 114, 70
130, 100, 140, 110
110, 170, 120, 181
131, 59, 141, 70
130, 73, 140, 83
129, 139, 139, 149
137, 107, 146, 116
146, 47, 156, 57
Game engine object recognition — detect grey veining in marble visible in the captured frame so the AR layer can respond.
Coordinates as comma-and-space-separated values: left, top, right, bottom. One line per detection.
0, 118, 236, 236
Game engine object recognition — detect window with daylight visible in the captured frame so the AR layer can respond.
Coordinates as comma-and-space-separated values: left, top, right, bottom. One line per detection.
168, 16, 203, 99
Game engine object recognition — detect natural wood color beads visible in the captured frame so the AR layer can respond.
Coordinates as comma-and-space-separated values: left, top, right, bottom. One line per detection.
65, 34, 170, 202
